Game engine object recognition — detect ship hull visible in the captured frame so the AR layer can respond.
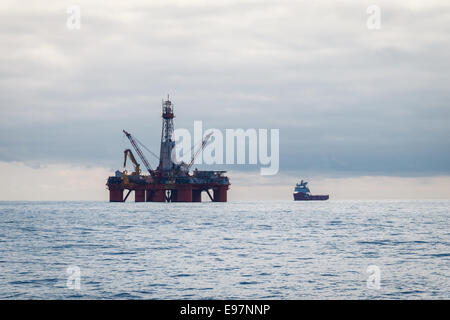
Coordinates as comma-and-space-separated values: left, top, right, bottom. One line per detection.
293, 193, 329, 201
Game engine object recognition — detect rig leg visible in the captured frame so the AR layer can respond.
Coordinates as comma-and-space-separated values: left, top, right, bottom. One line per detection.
169, 190, 178, 202
213, 186, 228, 202
192, 190, 202, 202
109, 189, 124, 202
123, 190, 132, 202
146, 190, 153, 202
176, 186, 192, 202
205, 189, 214, 201
135, 190, 145, 202
151, 189, 166, 202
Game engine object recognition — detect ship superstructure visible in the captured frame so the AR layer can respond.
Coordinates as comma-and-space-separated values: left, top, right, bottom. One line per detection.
293, 180, 329, 201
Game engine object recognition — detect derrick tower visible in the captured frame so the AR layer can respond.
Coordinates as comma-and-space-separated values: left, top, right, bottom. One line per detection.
159, 95, 175, 173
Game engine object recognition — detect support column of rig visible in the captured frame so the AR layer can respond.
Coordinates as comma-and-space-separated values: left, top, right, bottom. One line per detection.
109, 188, 124, 202
214, 186, 228, 202
192, 190, 202, 202
135, 189, 145, 202
175, 185, 193, 202
146, 189, 166, 202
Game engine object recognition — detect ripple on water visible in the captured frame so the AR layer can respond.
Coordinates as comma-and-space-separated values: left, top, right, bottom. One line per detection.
0, 200, 448, 299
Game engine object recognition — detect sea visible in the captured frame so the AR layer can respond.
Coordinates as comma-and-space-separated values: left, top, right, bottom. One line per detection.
0, 200, 448, 299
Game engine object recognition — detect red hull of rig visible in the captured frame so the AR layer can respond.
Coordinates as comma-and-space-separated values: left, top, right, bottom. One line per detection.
106, 96, 230, 203
108, 183, 229, 203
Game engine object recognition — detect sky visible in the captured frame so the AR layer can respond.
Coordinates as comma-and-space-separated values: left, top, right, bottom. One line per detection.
0, 0, 449, 200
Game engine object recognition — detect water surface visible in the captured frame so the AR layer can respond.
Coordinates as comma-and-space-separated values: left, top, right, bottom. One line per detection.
0, 200, 448, 299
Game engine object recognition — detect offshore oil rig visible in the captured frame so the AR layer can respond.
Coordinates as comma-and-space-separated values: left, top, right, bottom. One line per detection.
106, 96, 230, 202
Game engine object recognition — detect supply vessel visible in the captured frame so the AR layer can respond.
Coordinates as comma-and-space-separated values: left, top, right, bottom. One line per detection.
106, 96, 230, 202
293, 180, 329, 201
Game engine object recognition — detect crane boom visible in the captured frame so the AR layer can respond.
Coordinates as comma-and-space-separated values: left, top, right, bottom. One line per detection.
123, 149, 141, 175
123, 130, 153, 175
187, 132, 213, 171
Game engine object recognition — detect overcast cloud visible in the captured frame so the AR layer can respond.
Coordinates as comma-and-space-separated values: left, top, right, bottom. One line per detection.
0, 0, 449, 199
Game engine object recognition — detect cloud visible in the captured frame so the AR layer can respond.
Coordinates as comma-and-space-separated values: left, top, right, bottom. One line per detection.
0, 161, 110, 201
0, 0, 449, 178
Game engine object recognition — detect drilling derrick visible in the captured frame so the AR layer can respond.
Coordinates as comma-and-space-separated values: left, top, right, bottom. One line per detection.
106, 95, 230, 203
159, 96, 175, 173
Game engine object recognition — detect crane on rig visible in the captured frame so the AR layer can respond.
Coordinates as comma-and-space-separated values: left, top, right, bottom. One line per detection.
123, 149, 141, 175
172, 131, 214, 175
123, 130, 154, 175
187, 131, 213, 171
